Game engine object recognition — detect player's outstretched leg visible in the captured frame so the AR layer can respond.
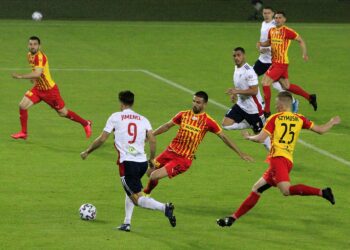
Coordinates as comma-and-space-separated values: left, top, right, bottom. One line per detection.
287, 84, 317, 111
58, 107, 92, 138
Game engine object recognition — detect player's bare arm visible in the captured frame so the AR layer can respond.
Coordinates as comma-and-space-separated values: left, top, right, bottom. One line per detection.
217, 131, 254, 162
81, 131, 110, 159
146, 130, 156, 167
226, 85, 258, 96
295, 36, 308, 61
242, 129, 269, 143
153, 120, 176, 136
257, 40, 271, 48
310, 116, 341, 134
12, 68, 43, 79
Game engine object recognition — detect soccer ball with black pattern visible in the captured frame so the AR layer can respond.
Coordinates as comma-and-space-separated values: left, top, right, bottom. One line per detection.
79, 203, 97, 220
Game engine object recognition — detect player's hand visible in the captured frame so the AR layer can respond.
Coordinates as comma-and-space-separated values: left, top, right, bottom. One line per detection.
226, 88, 239, 95
12, 73, 22, 79
256, 42, 261, 50
230, 93, 237, 103
241, 130, 252, 140
148, 159, 155, 168
303, 54, 309, 61
80, 151, 89, 160
330, 116, 341, 125
239, 152, 254, 162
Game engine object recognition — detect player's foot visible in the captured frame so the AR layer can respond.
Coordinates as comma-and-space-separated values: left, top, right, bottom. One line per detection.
216, 216, 235, 227
292, 99, 299, 113
116, 223, 131, 232
83, 120, 92, 138
309, 94, 317, 111
264, 112, 271, 119
165, 203, 176, 227
322, 187, 335, 205
11, 131, 27, 140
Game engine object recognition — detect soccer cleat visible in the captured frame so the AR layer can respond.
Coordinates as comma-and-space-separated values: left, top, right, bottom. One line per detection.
116, 223, 131, 232
165, 203, 176, 227
322, 187, 335, 205
292, 99, 299, 113
11, 131, 27, 140
264, 112, 271, 119
216, 216, 235, 227
309, 94, 317, 111
83, 120, 92, 138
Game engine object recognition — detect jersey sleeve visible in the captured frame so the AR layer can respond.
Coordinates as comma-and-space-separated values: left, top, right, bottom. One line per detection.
299, 115, 314, 129
144, 117, 153, 131
207, 117, 222, 134
263, 114, 278, 135
247, 69, 258, 86
172, 111, 183, 125
33, 53, 47, 68
285, 28, 299, 40
103, 114, 115, 133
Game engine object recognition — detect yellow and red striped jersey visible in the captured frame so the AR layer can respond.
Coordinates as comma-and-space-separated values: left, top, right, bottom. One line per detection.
168, 110, 222, 159
27, 51, 56, 90
268, 26, 299, 64
264, 111, 313, 162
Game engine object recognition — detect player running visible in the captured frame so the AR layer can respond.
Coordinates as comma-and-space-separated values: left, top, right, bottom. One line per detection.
223, 47, 270, 150
253, 6, 299, 113
257, 11, 317, 118
80, 90, 176, 232
217, 91, 340, 227
143, 91, 254, 195
11, 36, 91, 140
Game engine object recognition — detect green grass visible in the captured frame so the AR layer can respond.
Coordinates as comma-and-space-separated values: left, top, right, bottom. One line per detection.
0, 20, 349, 250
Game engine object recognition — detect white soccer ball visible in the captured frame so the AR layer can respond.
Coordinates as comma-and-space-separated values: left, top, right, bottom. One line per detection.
32, 11, 43, 21
79, 203, 97, 220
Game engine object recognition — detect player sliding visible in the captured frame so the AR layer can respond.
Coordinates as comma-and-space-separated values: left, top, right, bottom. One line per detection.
11, 36, 91, 140
217, 91, 340, 227
81, 91, 176, 232
143, 91, 254, 195
258, 11, 317, 118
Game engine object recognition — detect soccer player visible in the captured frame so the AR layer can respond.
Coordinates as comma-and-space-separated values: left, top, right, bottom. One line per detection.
80, 91, 176, 232
11, 36, 91, 139
257, 11, 317, 118
217, 91, 340, 227
253, 6, 299, 113
143, 91, 254, 195
223, 47, 270, 150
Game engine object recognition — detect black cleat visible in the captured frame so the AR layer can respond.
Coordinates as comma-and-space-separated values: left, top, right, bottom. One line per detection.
264, 112, 271, 119
165, 203, 176, 227
216, 216, 235, 227
322, 187, 335, 205
309, 94, 317, 111
116, 223, 131, 232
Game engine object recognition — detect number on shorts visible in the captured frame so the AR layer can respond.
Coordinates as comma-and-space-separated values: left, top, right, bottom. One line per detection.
128, 123, 137, 143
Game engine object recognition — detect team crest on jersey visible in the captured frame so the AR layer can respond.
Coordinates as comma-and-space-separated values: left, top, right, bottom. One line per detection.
191, 116, 198, 121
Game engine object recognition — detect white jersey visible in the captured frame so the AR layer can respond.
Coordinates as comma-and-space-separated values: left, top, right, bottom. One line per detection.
258, 20, 276, 63
104, 109, 152, 163
233, 63, 264, 115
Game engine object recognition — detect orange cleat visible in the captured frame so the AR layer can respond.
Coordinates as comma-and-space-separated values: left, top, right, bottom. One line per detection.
84, 120, 92, 138
11, 131, 27, 140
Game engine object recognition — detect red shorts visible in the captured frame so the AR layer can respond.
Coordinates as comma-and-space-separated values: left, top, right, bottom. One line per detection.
265, 63, 289, 81
25, 85, 65, 110
154, 148, 192, 179
262, 157, 293, 186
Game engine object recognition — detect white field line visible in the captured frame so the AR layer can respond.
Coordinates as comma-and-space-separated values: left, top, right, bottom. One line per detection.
2, 67, 349, 167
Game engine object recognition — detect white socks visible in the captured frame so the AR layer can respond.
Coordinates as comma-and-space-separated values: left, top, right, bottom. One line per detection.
123, 195, 134, 224
138, 196, 165, 212
223, 120, 251, 130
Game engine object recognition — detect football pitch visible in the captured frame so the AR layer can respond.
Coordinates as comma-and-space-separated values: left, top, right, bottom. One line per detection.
0, 20, 349, 249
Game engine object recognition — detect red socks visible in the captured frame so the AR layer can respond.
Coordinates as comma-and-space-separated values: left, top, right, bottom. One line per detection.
143, 179, 159, 194
289, 184, 321, 196
263, 86, 271, 113
20, 108, 28, 134
66, 110, 88, 126
233, 192, 260, 219
288, 84, 310, 101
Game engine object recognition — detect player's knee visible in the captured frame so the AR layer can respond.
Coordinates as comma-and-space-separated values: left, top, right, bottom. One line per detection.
57, 110, 67, 117
19, 103, 27, 110
130, 194, 139, 205
280, 188, 290, 196
262, 81, 270, 86
149, 171, 159, 181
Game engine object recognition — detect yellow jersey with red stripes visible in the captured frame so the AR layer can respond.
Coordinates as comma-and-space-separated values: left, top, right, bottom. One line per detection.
264, 111, 313, 163
27, 51, 56, 90
268, 25, 299, 64
169, 110, 222, 159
